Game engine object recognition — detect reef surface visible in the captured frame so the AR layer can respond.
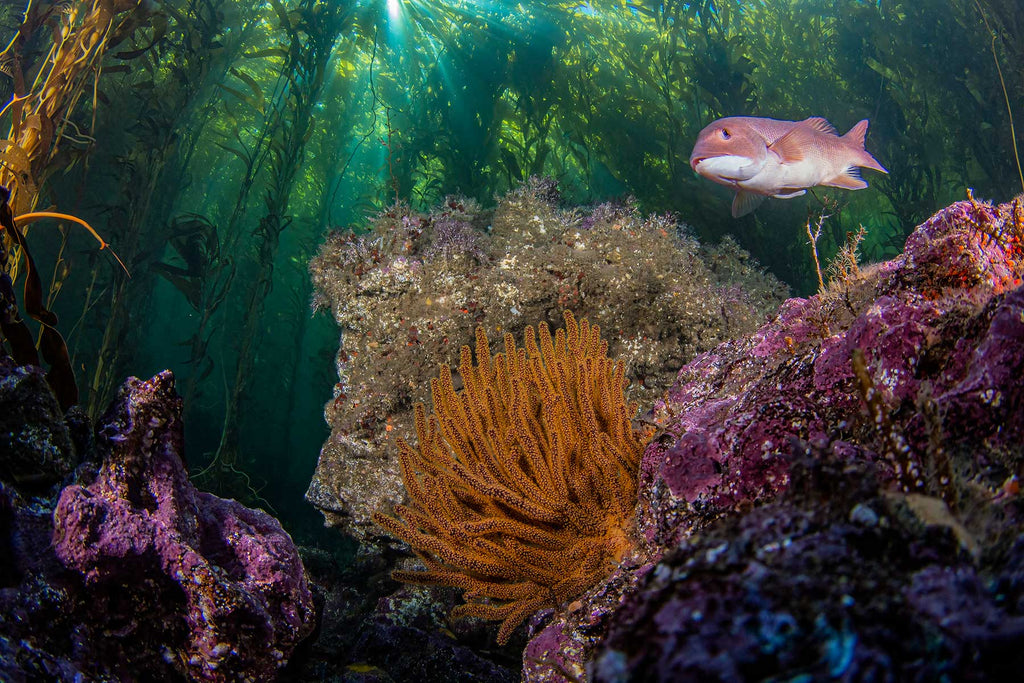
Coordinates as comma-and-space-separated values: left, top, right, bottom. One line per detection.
0, 369, 315, 682
3, 194, 1023, 682
307, 180, 787, 541
522, 197, 1024, 681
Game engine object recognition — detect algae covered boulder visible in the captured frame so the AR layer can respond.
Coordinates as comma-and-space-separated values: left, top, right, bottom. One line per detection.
307, 179, 787, 541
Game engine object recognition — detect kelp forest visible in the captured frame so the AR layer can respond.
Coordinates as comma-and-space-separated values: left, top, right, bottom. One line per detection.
1, 0, 1022, 540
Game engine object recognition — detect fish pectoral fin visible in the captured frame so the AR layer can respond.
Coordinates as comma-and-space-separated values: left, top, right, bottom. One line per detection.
732, 190, 766, 218
773, 189, 807, 199
767, 126, 814, 163
823, 166, 869, 190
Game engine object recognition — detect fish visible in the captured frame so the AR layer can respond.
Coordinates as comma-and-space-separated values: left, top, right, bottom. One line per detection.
689, 116, 887, 217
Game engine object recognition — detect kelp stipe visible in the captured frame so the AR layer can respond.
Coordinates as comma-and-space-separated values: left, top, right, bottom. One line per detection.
0, 185, 77, 409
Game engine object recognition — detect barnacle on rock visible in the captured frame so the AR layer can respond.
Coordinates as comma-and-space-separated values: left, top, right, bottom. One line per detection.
373, 311, 650, 644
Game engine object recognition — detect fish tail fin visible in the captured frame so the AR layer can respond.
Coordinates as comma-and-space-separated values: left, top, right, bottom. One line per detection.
843, 119, 888, 174
858, 152, 887, 174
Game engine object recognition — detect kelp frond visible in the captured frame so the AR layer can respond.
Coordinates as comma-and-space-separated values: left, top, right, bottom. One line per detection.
0, 187, 77, 409
373, 311, 650, 644
15, 211, 130, 277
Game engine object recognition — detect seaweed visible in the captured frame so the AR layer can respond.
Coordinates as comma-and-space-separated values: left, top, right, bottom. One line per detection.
0, 185, 76, 409
206, 0, 351, 499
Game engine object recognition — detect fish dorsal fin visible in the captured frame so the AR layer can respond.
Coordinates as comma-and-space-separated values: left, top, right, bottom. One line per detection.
767, 126, 814, 164
732, 190, 766, 217
802, 117, 838, 135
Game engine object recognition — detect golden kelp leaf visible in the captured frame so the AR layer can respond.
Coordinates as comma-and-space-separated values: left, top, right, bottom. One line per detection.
0, 139, 34, 177
0, 139, 39, 214
228, 67, 266, 112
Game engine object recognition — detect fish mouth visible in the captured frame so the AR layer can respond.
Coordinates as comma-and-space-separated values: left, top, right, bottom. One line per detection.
690, 156, 707, 171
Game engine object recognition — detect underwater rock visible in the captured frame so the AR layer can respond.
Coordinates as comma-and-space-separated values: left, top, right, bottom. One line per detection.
591, 451, 1024, 681
639, 197, 1023, 542
307, 178, 787, 540
522, 196, 1024, 680
344, 585, 519, 683
0, 368, 316, 682
282, 546, 519, 682
0, 354, 77, 489
50, 371, 316, 682
0, 483, 86, 682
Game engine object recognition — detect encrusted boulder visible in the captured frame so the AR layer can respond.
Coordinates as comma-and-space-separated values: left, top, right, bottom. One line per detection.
0, 367, 317, 682
592, 452, 1024, 682
0, 355, 77, 488
52, 371, 316, 681
282, 546, 520, 681
307, 180, 787, 541
522, 197, 1024, 680
639, 197, 1023, 543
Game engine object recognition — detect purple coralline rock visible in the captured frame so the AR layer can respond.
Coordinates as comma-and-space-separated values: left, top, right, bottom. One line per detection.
424, 202, 488, 263
591, 452, 1024, 682
639, 198, 1024, 545
49, 372, 315, 681
519, 542, 660, 683
523, 198, 1024, 680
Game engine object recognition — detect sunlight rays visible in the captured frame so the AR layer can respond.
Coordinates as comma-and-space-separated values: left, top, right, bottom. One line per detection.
387, 0, 402, 22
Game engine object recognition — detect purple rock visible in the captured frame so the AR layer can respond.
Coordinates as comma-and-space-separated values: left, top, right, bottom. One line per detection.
52, 372, 316, 682
592, 452, 1024, 682
639, 197, 1024, 543
425, 211, 487, 263
934, 285, 1024, 436
524, 197, 1024, 680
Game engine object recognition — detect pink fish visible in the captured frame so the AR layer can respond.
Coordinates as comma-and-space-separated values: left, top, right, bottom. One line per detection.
689, 116, 887, 217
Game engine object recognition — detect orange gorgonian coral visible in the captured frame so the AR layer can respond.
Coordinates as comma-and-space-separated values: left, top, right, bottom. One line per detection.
373, 311, 650, 644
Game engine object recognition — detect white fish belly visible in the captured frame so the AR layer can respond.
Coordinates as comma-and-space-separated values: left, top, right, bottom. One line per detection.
696, 155, 765, 182
738, 157, 829, 195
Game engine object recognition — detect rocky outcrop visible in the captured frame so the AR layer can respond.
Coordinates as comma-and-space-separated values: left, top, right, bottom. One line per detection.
0, 369, 316, 682
307, 180, 788, 541
523, 198, 1024, 680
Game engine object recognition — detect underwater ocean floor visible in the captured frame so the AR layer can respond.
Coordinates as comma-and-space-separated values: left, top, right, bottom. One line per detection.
2, 192, 1024, 682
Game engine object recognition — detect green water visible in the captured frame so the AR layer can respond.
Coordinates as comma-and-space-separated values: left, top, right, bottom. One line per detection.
1, 0, 1020, 543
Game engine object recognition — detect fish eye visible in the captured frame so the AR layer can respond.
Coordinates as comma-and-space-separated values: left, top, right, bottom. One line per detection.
720, 128, 731, 139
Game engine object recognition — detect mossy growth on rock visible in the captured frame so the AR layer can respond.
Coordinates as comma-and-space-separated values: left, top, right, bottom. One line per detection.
308, 178, 787, 539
